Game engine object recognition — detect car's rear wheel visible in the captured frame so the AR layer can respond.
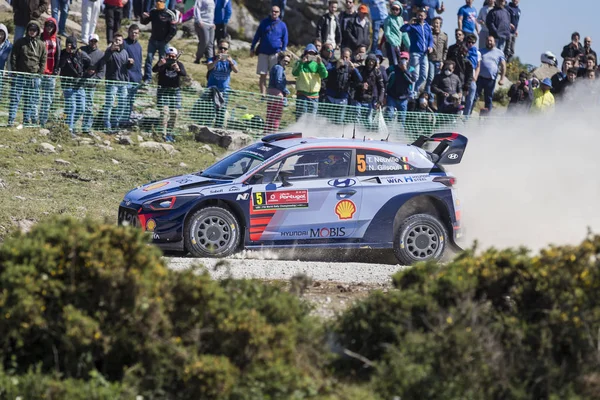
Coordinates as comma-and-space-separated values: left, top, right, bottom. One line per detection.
393, 214, 447, 265
185, 206, 241, 257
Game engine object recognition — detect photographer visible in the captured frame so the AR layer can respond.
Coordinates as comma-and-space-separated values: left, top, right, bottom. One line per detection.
292, 43, 328, 121
152, 46, 187, 142
101, 33, 131, 131
385, 51, 415, 126
322, 47, 362, 124
354, 53, 385, 127
507, 71, 533, 113
207, 39, 238, 128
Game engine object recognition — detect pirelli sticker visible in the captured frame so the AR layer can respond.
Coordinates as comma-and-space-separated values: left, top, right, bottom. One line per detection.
253, 190, 309, 210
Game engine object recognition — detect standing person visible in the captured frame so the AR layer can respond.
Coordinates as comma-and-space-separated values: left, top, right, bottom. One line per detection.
104, 0, 127, 45
8, 21, 46, 126
506, 71, 532, 112
214, 0, 232, 42
39, 17, 61, 127
360, 0, 388, 51
446, 29, 465, 63
347, 5, 371, 54
12, 0, 48, 41
385, 51, 415, 126
561, 32, 583, 64
529, 78, 554, 114
316, 1, 342, 51
80, 34, 105, 133
426, 16, 448, 94
477, 0, 494, 49
462, 33, 480, 116
412, 0, 445, 23
323, 47, 362, 124
431, 60, 462, 113
0, 24, 13, 92
375, 50, 389, 88
207, 39, 238, 127
250, 6, 288, 95
485, 0, 510, 52
292, 44, 328, 121
457, 0, 478, 37
384, 2, 410, 66
401, 9, 434, 94
55, 36, 91, 134
475, 35, 505, 113
339, 0, 357, 50
51, 0, 69, 36
505, 0, 520, 62
141, 0, 177, 83
124, 25, 143, 125
81, 0, 103, 44
354, 53, 384, 126
580, 37, 597, 67
193, 0, 215, 64
271, 0, 286, 20
550, 57, 574, 98
152, 46, 187, 141
101, 33, 131, 132
265, 52, 291, 133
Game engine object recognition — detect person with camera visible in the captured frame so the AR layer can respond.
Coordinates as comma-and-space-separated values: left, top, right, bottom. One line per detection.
292, 43, 328, 121
354, 53, 385, 127
431, 60, 462, 114
385, 51, 415, 126
141, 0, 177, 83
401, 9, 434, 94
250, 6, 288, 96
507, 71, 532, 113
101, 33, 132, 132
152, 46, 186, 142
265, 52, 291, 133
207, 39, 237, 128
81, 34, 105, 134
56, 36, 92, 135
322, 47, 362, 124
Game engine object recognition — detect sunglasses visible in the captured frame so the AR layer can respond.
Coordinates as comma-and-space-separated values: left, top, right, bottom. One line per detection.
218, 47, 229, 51
391, 7, 400, 11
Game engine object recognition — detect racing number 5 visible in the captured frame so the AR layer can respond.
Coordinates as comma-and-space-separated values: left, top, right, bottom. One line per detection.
357, 154, 366, 173
254, 192, 264, 205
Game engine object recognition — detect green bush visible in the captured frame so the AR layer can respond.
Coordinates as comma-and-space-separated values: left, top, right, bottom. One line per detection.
334, 237, 600, 399
0, 217, 331, 399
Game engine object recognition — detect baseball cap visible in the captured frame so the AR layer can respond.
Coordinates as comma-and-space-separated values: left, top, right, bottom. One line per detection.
89, 33, 99, 42
400, 52, 410, 59
358, 4, 368, 13
166, 46, 178, 55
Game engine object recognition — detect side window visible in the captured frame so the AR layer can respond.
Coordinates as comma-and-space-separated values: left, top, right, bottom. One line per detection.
355, 150, 412, 176
261, 150, 351, 182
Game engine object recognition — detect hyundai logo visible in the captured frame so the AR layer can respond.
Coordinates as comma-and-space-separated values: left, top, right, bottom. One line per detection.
447, 153, 459, 160
328, 178, 356, 188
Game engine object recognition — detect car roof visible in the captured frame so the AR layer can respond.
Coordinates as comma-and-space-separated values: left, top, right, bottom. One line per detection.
270, 137, 414, 153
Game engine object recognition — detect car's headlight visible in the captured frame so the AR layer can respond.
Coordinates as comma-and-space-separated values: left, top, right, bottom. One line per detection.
143, 196, 177, 211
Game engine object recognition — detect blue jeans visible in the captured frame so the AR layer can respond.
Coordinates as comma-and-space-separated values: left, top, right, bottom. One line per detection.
14, 25, 25, 41
463, 80, 477, 116
476, 76, 496, 112
144, 40, 167, 81
324, 95, 348, 125
386, 96, 408, 126
425, 60, 442, 94
9, 75, 40, 124
357, 102, 374, 126
82, 85, 96, 130
410, 52, 429, 93
295, 94, 318, 121
126, 82, 140, 121
496, 38, 507, 52
63, 86, 85, 130
39, 76, 56, 126
51, 0, 70, 34
103, 82, 128, 129
372, 19, 384, 51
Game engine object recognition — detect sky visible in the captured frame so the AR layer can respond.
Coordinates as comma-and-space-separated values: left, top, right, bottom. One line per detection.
429, 0, 599, 66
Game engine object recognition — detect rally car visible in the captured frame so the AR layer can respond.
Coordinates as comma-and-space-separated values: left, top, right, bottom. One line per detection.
118, 131, 467, 264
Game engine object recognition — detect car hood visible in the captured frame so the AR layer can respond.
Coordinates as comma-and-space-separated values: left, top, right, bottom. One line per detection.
123, 174, 233, 204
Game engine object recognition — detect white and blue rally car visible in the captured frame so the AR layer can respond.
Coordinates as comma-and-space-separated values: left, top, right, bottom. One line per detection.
118, 131, 467, 264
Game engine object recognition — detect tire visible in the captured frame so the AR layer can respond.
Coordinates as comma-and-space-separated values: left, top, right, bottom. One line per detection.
184, 206, 241, 258
393, 213, 447, 265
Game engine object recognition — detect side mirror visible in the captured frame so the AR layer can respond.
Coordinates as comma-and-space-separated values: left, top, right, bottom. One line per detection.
279, 170, 293, 187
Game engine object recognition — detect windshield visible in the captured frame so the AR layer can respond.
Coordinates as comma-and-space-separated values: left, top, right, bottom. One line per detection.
199, 143, 284, 180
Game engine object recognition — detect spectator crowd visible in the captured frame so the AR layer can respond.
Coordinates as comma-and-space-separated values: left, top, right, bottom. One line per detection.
0, 0, 598, 139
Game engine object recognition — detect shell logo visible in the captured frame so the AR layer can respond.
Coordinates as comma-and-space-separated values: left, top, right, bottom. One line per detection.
143, 181, 169, 192
146, 219, 156, 232
335, 200, 356, 220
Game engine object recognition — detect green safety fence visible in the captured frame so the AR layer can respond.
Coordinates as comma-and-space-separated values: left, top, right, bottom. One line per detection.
0, 70, 483, 142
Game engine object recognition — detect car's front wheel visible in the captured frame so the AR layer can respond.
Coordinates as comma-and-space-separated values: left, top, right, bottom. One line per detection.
185, 206, 241, 257
393, 214, 447, 265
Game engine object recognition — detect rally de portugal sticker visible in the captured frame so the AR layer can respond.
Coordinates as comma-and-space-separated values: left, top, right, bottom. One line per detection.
253, 190, 309, 210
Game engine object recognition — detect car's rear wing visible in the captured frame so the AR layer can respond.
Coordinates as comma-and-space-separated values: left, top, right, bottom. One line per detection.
411, 133, 468, 165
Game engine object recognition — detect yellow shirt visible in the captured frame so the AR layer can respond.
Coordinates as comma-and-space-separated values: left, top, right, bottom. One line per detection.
530, 88, 555, 113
